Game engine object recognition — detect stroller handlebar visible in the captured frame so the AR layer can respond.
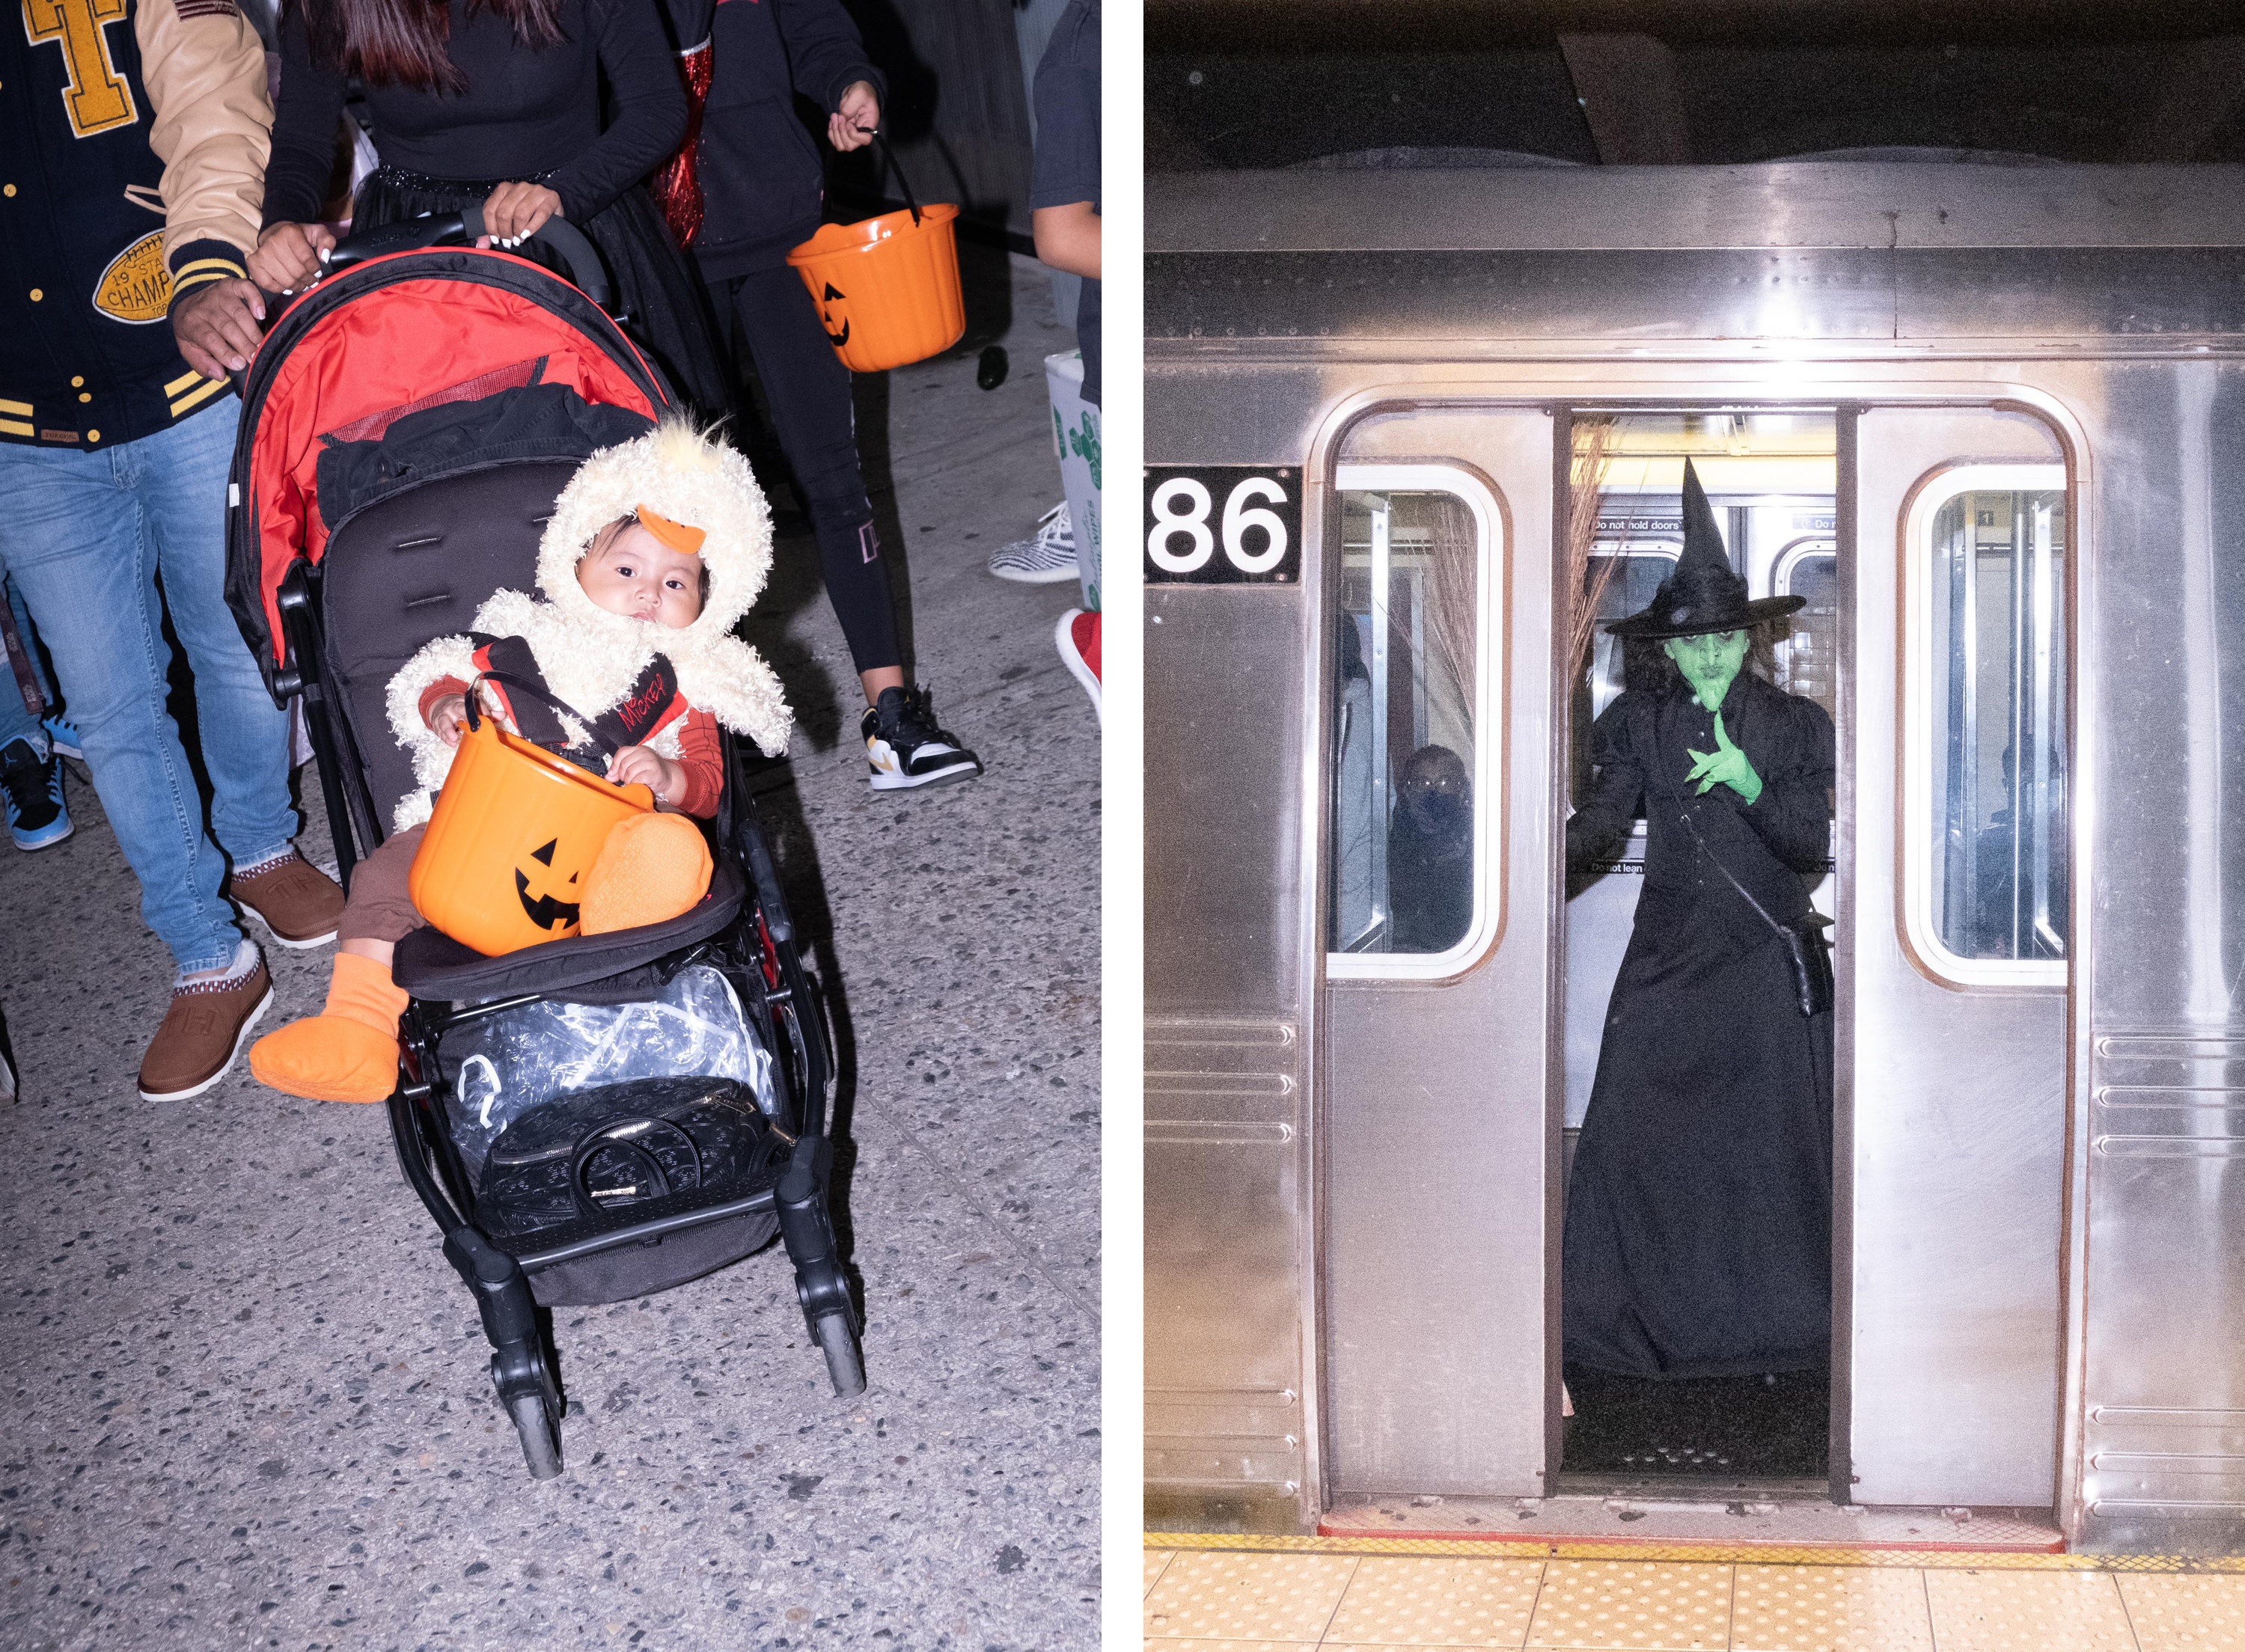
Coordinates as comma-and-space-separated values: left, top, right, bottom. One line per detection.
321, 209, 613, 310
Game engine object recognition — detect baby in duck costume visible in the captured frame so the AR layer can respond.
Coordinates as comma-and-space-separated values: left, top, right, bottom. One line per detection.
251, 420, 793, 1104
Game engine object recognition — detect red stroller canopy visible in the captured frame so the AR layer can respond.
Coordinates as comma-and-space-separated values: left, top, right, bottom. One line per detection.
226, 248, 668, 682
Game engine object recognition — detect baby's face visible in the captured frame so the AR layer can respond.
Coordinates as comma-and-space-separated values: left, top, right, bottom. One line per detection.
577, 522, 703, 628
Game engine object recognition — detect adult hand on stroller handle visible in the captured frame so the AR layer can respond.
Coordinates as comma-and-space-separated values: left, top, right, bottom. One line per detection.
249, 222, 336, 294
320, 210, 613, 310
477, 182, 563, 246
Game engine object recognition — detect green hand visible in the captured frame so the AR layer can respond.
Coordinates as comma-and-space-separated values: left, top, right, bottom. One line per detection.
1685, 711, 1762, 803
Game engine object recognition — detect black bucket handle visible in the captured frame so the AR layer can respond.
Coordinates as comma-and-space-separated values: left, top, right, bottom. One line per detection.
870, 130, 923, 227
465, 668, 622, 760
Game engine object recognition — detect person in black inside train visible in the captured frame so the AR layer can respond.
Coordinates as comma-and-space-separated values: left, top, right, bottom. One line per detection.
1974, 745, 2068, 961
251, 0, 736, 419
1388, 744, 1473, 953
1562, 459, 1836, 1387
643, 0, 984, 792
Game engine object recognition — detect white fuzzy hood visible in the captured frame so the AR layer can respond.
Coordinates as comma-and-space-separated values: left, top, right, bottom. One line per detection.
380, 420, 793, 830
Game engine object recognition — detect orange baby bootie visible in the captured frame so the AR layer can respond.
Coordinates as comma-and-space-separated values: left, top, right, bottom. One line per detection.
248, 951, 410, 1103
579, 812, 712, 935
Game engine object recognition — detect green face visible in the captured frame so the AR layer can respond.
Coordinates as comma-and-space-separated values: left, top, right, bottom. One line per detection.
1662, 628, 1747, 709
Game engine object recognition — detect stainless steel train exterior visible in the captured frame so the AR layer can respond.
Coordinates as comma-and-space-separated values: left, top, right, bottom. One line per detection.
1143, 162, 2245, 1554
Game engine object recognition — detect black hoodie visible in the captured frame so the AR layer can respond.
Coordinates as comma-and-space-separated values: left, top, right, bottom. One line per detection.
661, 0, 886, 281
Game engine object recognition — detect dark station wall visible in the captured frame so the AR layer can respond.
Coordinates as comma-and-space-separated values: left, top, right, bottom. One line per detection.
837, 0, 1044, 248
1147, 5, 2245, 172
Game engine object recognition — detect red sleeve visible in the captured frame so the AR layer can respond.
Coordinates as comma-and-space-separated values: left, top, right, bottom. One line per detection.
418, 675, 473, 727
672, 708, 725, 819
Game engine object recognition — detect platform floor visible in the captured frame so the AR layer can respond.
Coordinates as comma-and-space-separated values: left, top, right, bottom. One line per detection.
1144, 1537, 2245, 1652
0, 250, 1098, 1651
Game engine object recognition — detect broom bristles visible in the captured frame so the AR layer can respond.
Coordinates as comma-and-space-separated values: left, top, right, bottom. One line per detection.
1566, 417, 1620, 682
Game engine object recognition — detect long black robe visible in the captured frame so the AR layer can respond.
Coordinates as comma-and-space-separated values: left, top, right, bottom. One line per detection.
1563, 670, 1836, 1379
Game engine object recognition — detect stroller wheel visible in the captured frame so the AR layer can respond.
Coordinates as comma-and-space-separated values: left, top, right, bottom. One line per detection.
814, 1312, 865, 1400
507, 1386, 563, 1480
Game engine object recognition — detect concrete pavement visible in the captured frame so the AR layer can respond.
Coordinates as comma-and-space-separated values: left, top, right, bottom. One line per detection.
0, 250, 1099, 1651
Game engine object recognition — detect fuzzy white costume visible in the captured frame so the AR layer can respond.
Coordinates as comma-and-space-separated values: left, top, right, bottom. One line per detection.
383, 420, 795, 832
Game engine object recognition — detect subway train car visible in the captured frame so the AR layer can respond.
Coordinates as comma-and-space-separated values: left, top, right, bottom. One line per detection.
1143, 162, 2245, 1554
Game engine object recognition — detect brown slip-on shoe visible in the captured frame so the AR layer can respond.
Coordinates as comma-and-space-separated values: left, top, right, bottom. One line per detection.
227, 850, 344, 948
138, 958, 275, 1102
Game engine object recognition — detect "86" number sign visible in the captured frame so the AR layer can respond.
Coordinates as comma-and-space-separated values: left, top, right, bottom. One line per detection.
1143, 467, 1301, 584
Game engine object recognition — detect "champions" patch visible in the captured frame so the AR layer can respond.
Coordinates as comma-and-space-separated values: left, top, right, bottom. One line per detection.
93, 230, 171, 325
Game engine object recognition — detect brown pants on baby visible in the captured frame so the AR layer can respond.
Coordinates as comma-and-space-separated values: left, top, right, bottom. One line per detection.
337, 823, 430, 946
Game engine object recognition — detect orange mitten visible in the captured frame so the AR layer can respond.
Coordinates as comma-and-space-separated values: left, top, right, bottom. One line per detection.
249, 951, 409, 1103
580, 811, 713, 934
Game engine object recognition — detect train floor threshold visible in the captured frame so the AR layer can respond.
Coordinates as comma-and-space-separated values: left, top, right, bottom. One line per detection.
1318, 1492, 2065, 1553
1145, 1534, 2245, 1652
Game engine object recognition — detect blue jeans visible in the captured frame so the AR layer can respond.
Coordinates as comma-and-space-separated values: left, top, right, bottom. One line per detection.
0, 401, 295, 975
0, 576, 56, 751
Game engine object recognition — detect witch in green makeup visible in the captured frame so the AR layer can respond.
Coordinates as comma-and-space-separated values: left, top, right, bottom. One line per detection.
1563, 459, 1836, 1383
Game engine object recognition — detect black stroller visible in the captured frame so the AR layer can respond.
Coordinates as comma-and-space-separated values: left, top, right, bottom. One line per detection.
222, 212, 863, 1479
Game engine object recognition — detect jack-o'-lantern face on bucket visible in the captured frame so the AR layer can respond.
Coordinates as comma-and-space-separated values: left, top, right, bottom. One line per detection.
515, 838, 582, 933
410, 715, 651, 958
816, 281, 850, 348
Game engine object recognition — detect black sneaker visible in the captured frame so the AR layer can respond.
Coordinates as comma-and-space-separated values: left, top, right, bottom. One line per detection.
861, 685, 983, 791
1, 735, 70, 851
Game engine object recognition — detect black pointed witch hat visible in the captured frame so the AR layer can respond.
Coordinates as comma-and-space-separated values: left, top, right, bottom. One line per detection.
1604, 458, 1806, 639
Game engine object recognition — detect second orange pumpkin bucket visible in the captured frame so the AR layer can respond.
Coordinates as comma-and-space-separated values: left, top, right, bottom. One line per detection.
408, 674, 656, 957
787, 136, 965, 374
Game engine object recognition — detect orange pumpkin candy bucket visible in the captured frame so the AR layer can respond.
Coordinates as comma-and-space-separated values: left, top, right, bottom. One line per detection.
407, 672, 659, 957
786, 135, 965, 374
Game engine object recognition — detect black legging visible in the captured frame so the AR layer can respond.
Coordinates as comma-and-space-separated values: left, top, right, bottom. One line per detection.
709, 266, 900, 676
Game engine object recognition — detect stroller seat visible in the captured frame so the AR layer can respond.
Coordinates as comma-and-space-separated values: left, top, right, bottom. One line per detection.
395, 854, 745, 1002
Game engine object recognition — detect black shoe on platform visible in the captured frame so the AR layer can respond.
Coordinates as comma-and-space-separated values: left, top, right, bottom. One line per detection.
861, 685, 983, 792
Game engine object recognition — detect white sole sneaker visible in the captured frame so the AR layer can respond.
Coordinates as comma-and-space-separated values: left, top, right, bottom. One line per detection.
232, 898, 337, 949
137, 982, 275, 1102
987, 557, 1080, 585
987, 505, 1075, 582
867, 738, 982, 791
11, 819, 74, 852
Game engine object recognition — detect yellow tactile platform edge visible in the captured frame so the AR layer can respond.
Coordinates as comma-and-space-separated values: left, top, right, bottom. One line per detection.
1148, 1530, 2245, 1573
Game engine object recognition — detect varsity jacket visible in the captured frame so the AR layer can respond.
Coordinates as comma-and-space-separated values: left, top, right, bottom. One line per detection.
0, 0, 272, 448
658, 0, 885, 279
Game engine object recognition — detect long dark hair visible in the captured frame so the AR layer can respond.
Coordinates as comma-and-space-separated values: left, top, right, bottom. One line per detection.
294, 0, 563, 93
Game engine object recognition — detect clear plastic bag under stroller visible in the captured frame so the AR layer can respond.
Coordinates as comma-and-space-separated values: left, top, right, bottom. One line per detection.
433, 963, 778, 1182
